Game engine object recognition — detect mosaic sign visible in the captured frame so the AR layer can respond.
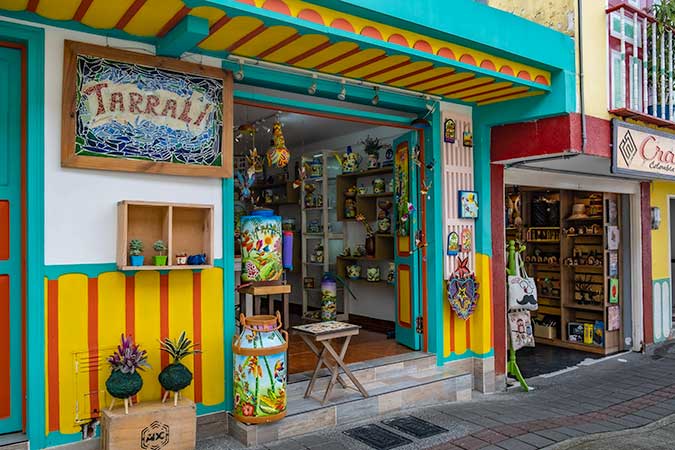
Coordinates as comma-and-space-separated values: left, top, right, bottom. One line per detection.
61, 41, 232, 178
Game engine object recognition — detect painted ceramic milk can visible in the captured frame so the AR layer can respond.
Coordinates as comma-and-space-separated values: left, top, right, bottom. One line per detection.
240, 209, 283, 282
321, 272, 337, 321
233, 313, 288, 424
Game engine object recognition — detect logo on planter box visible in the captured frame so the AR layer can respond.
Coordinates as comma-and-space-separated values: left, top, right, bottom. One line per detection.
141, 421, 169, 450
613, 119, 675, 179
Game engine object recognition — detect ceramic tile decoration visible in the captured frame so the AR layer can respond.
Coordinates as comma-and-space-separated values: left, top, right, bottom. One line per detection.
609, 278, 619, 304
460, 228, 472, 252
462, 130, 473, 147
444, 118, 456, 143
607, 225, 620, 250
292, 321, 359, 335
458, 190, 479, 219
608, 305, 620, 331
446, 231, 459, 256
608, 252, 619, 277
446, 257, 479, 320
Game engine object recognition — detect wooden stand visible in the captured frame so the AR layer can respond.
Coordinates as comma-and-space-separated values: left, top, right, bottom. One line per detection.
238, 284, 291, 329
101, 399, 196, 450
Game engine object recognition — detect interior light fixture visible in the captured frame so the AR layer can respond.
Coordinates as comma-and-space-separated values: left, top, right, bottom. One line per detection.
337, 80, 347, 101
424, 95, 434, 112
234, 59, 245, 81
308, 74, 318, 95
371, 87, 379, 106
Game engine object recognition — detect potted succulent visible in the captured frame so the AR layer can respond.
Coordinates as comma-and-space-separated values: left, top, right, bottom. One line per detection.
105, 334, 150, 414
128, 239, 144, 266
153, 240, 168, 266
361, 135, 386, 169
159, 331, 201, 406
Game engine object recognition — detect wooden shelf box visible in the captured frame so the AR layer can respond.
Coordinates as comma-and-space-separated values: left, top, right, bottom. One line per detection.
117, 201, 214, 271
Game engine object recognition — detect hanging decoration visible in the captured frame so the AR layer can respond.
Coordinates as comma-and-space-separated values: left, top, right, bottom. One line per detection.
446, 232, 459, 256
446, 256, 479, 320
444, 118, 456, 143
460, 228, 472, 253
462, 130, 473, 147
267, 121, 291, 168
458, 190, 479, 219
236, 170, 257, 205
247, 147, 263, 175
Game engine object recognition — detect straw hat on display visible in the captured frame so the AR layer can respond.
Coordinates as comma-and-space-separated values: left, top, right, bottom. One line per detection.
567, 204, 589, 220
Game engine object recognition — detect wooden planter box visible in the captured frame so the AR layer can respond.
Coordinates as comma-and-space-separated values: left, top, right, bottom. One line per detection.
101, 399, 196, 450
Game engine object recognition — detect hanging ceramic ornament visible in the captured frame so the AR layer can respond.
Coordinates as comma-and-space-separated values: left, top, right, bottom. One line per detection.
444, 118, 456, 143
447, 256, 479, 320
463, 130, 473, 147
460, 228, 472, 253
247, 147, 263, 175
267, 121, 291, 168
446, 232, 459, 256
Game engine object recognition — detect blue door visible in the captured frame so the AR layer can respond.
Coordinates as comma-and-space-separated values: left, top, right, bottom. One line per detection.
393, 131, 422, 350
0, 45, 23, 434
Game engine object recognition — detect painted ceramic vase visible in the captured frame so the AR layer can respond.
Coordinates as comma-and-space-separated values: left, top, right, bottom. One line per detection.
345, 199, 356, 218
367, 153, 379, 169
378, 216, 391, 233
321, 273, 337, 321
338, 147, 361, 173
240, 209, 283, 283
309, 158, 323, 178
367, 267, 380, 282
346, 264, 361, 280
373, 178, 386, 194
387, 262, 395, 284
233, 313, 287, 424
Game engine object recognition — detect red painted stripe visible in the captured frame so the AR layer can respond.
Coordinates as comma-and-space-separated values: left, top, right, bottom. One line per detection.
424, 74, 475, 94
0, 276, 10, 419
404, 71, 455, 89
226, 24, 266, 53
47, 279, 60, 432
314, 47, 361, 70
468, 87, 527, 103
115, 0, 147, 30
257, 33, 300, 58
340, 53, 387, 75
156, 6, 191, 38
0, 201, 8, 261
641, 182, 654, 345
192, 273, 203, 404
382, 65, 431, 85
418, 128, 429, 352
285, 40, 331, 65
160, 274, 169, 369
439, 78, 493, 97
465, 315, 471, 353
73, 0, 94, 21
125, 276, 135, 338
490, 164, 506, 375
26, 0, 38, 12
448, 305, 455, 354
209, 15, 231, 34
363, 60, 410, 80
87, 278, 99, 418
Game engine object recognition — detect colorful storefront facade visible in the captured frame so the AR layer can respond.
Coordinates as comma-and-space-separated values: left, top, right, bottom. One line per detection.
0, 1, 575, 448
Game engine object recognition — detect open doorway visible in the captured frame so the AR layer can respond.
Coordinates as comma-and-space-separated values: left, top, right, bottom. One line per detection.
233, 95, 420, 375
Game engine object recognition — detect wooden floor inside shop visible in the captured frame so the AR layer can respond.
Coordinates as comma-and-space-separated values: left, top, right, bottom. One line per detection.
287, 328, 412, 374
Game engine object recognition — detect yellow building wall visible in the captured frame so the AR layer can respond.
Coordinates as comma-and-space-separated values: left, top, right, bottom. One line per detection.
488, 0, 575, 35
651, 181, 674, 342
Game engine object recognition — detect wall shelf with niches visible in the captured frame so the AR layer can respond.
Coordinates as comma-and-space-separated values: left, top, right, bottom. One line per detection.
117, 200, 214, 271
252, 181, 300, 208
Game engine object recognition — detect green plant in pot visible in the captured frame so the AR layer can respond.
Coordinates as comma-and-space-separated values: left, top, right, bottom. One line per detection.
129, 239, 144, 266
153, 240, 168, 266
105, 334, 150, 414
159, 330, 201, 406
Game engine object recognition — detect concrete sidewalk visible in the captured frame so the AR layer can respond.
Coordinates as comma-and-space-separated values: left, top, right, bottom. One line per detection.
198, 344, 675, 450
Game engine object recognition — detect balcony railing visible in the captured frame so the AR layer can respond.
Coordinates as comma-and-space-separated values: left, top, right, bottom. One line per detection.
606, 2, 675, 129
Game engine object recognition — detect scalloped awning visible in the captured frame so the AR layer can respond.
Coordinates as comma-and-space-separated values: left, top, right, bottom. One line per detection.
0, 0, 553, 106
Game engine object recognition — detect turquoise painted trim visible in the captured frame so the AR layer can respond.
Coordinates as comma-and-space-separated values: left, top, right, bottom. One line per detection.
234, 89, 414, 126
222, 178, 235, 411
0, 19, 46, 450
196, 401, 227, 415
303, 0, 575, 72
156, 15, 209, 58
45, 432, 80, 448
427, 105, 442, 356
437, 348, 495, 366
201, 0, 551, 94
225, 60, 430, 114
473, 123, 492, 257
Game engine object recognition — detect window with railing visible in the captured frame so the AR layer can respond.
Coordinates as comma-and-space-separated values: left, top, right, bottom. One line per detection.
606, 1, 675, 127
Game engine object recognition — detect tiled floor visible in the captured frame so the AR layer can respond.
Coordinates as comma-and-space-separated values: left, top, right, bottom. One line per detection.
287, 328, 412, 374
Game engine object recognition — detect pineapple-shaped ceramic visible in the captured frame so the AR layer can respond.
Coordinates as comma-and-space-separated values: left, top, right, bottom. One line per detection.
158, 331, 201, 406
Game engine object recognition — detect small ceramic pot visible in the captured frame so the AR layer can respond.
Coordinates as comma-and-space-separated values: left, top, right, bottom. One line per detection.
367, 267, 380, 282
345, 199, 356, 218
346, 264, 361, 280
357, 185, 367, 195
373, 178, 386, 194
282, 218, 296, 231
387, 262, 395, 284
367, 153, 379, 169
154, 255, 168, 266
378, 216, 391, 233
309, 158, 323, 178
175, 255, 188, 265
308, 220, 322, 234
129, 255, 144, 266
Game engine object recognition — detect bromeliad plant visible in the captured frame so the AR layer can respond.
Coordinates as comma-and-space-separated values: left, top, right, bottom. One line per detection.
159, 331, 201, 405
105, 334, 150, 413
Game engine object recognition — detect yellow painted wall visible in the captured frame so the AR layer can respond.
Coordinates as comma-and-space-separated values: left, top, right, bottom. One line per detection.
651, 181, 674, 280
488, 0, 575, 36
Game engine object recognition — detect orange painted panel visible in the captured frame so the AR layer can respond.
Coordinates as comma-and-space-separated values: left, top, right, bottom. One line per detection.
0, 275, 10, 419
0, 201, 8, 260
397, 265, 411, 328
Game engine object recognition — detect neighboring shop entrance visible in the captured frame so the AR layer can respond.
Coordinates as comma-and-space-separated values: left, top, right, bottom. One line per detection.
0, 44, 24, 434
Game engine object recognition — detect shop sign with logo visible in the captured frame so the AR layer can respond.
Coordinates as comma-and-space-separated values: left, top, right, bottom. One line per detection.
612, 119, 675, 180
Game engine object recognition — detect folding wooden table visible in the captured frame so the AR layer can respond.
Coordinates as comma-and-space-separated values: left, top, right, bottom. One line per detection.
292, 321, 369, 405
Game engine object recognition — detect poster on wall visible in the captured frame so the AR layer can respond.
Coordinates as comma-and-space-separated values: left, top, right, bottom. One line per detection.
607, 305, 620, 331
607, 226, 620, 250
61, 40, 233, 178
608, 251, 619, 277
609, 278, 619, 304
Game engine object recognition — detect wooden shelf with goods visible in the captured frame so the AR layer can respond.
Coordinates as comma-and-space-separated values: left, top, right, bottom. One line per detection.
336, 167, 393, 222
252, 181, 300, 207
117, 200, 214, 271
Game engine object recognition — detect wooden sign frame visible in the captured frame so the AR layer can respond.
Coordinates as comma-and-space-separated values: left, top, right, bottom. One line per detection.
61, 40, 233, 178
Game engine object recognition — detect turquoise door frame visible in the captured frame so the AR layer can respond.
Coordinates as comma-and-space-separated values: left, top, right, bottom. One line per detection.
0, 20, 44, 448
0, 44, 22, 435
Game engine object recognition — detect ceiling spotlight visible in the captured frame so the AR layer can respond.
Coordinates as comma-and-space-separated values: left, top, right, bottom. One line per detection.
424, 95, 434, 111
371, 87, 379, 106
234, 60, 244, 81
308, 74, 318, 95
337, 81, 346, 101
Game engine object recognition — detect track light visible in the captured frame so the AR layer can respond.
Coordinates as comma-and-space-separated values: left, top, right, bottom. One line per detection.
371, 87, 379, 106
308, 74, 318, 95
234, 60, 244, 81
424, 95, 434, 112
337, 81, 346, 101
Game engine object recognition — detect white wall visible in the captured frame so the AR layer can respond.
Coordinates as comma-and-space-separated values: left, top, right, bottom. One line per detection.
33, 24, 224, 264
